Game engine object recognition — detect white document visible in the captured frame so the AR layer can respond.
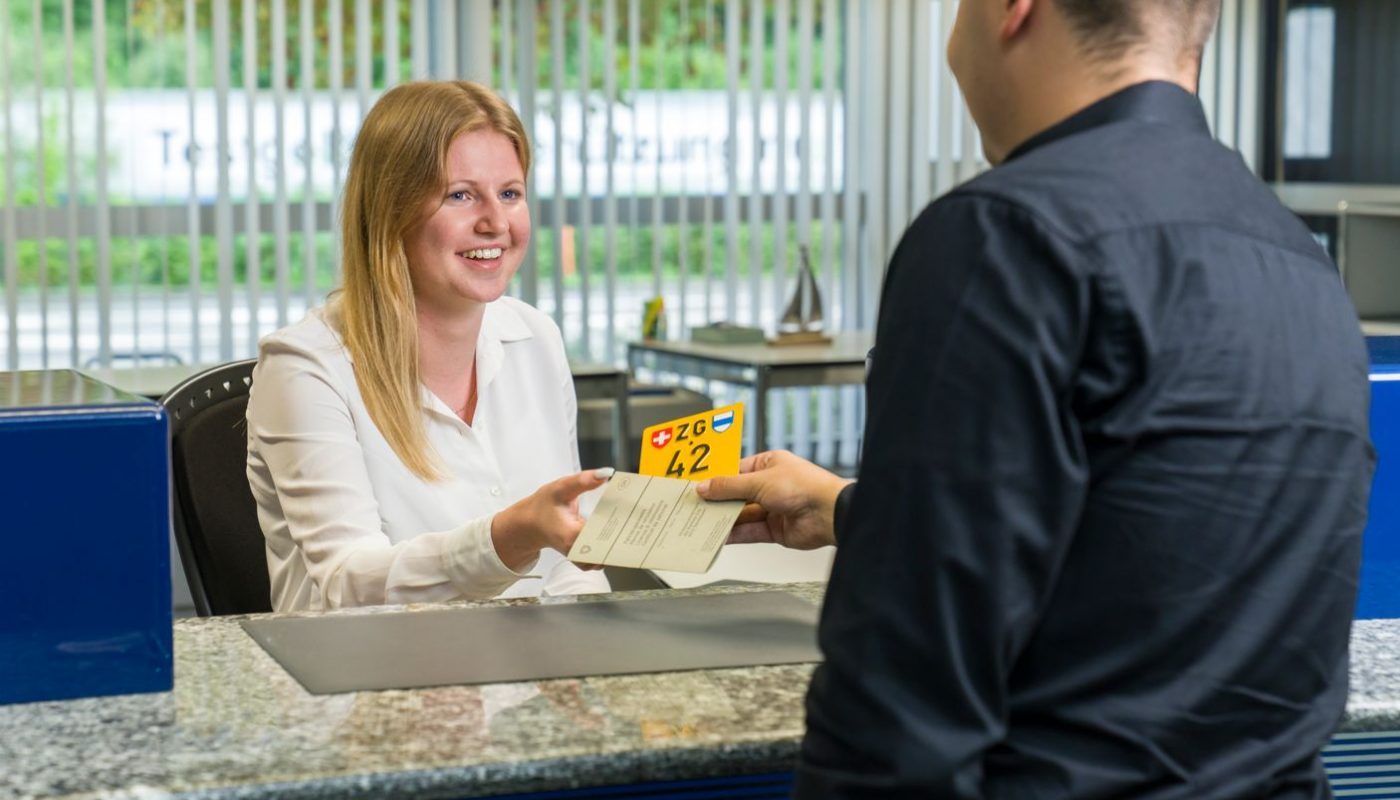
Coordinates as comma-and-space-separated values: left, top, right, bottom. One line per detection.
568, 472, 744, 573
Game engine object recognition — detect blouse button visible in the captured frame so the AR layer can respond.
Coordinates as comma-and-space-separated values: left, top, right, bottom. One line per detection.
490, 486, 502, 497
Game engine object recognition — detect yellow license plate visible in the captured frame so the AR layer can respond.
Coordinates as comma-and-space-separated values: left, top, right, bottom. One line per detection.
638, 403, 744, 480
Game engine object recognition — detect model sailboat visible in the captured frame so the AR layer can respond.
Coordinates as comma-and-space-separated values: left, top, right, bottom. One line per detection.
771, 245, 832, 346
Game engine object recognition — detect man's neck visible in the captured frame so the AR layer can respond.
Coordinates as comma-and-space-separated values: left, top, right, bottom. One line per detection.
990, 56, 1197, 164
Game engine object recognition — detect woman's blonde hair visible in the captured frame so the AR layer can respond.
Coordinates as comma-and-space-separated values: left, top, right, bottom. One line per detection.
336, 80, 531, 481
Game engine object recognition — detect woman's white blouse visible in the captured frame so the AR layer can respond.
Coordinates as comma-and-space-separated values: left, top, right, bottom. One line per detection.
246, 296, 610, 612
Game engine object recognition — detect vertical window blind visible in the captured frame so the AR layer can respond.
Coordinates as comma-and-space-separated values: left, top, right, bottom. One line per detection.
2, 0, 1261, 467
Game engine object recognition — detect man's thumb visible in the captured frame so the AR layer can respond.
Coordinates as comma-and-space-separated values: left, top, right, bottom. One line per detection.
696, 473, 758, 503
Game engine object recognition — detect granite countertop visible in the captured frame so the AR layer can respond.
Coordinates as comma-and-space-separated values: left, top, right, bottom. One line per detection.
1339, 617, 1400, 731
0, 584, 819, 800
1, 583, 1396, 800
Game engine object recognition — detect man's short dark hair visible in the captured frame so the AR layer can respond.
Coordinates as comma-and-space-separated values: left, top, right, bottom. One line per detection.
1054, 0, 1223, 64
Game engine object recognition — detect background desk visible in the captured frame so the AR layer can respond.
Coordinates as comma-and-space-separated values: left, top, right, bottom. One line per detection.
2, 583, 1398, 799
82, 362, 214, 399
567, 362, 631, 468
627, 332, 873, 453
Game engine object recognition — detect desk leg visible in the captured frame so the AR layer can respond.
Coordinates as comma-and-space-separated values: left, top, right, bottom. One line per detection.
613, 372, 631, 470
754, 367, 770, 454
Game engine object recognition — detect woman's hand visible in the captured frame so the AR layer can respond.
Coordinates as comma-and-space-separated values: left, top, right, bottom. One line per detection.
490, 468, 614, 571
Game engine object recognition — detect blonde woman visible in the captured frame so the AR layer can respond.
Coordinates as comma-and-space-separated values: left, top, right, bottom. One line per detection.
246, 81, 610, 612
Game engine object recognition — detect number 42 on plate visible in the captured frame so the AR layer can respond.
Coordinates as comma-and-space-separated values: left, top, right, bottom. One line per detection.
637, 403, 745, 480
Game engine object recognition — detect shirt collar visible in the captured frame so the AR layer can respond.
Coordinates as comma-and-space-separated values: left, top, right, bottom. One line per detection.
480, 298, 535, 345
1004, 80, 1210, 163
475, 299, 534, 398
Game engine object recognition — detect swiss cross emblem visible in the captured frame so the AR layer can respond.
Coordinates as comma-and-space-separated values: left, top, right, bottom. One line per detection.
650, 427, 673, 449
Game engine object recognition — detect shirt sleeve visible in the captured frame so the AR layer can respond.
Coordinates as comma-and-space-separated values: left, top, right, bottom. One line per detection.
832, 482, 856, 545
247, 339, 529, 609
796, 194, 1091, 796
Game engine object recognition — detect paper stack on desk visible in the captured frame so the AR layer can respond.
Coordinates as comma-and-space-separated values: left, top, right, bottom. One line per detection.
568, 472, 744, 573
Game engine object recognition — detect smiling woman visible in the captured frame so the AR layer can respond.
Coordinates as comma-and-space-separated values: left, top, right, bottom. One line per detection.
406, 130, 532, 323
244, 81, 612, 613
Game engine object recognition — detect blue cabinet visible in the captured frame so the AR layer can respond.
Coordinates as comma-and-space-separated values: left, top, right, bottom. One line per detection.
1363, 338, 1400, 620
0, 370, 172, 704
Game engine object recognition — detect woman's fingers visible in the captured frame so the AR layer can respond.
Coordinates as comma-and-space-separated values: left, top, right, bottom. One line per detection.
549, 467, 614, 503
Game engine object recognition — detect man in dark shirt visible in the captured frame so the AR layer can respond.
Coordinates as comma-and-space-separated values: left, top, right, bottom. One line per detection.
696, 0, 1374, 796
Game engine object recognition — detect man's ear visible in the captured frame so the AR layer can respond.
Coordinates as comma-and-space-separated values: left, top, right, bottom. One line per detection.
1001, 0, 1035, 40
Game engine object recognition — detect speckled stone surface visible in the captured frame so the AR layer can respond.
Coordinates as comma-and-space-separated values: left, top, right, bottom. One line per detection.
1340, 618, 1400, 732
0, 585, 817, 800
1, 583, 1396, 800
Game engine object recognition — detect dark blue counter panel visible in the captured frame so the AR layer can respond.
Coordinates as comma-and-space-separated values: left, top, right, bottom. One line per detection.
0, 370, 172, 704
1365, 338, 1400, 620
477, 773, 794, 799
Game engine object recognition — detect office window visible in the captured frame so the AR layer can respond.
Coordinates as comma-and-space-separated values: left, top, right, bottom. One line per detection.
3, 0, 879, 465
2, 0, 1275, 464
1283, 5, 1333, 159
1264, 0, 1400, 184
1, 1, 856, 370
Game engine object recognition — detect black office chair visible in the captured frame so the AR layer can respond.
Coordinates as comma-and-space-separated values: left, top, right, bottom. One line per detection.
160, 359, 272, 616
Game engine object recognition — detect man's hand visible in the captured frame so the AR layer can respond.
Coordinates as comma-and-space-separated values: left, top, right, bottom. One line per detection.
696, 450, 850, 550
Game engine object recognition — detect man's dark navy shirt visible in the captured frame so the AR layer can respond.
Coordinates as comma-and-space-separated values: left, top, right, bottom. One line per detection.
800, 82, 1374, 798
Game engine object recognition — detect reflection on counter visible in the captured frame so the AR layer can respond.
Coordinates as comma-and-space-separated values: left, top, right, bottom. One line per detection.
0, 369, 138, 410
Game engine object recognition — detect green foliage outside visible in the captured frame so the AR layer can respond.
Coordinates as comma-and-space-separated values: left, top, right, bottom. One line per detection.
11, 230, 339, 292
6, 1, 833, 95
0, 115, 100, 206
506, 1, 837, 93
536, 216, 845, 288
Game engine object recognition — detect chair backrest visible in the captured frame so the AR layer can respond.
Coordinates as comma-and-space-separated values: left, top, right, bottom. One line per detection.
160, 360, 271, 616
